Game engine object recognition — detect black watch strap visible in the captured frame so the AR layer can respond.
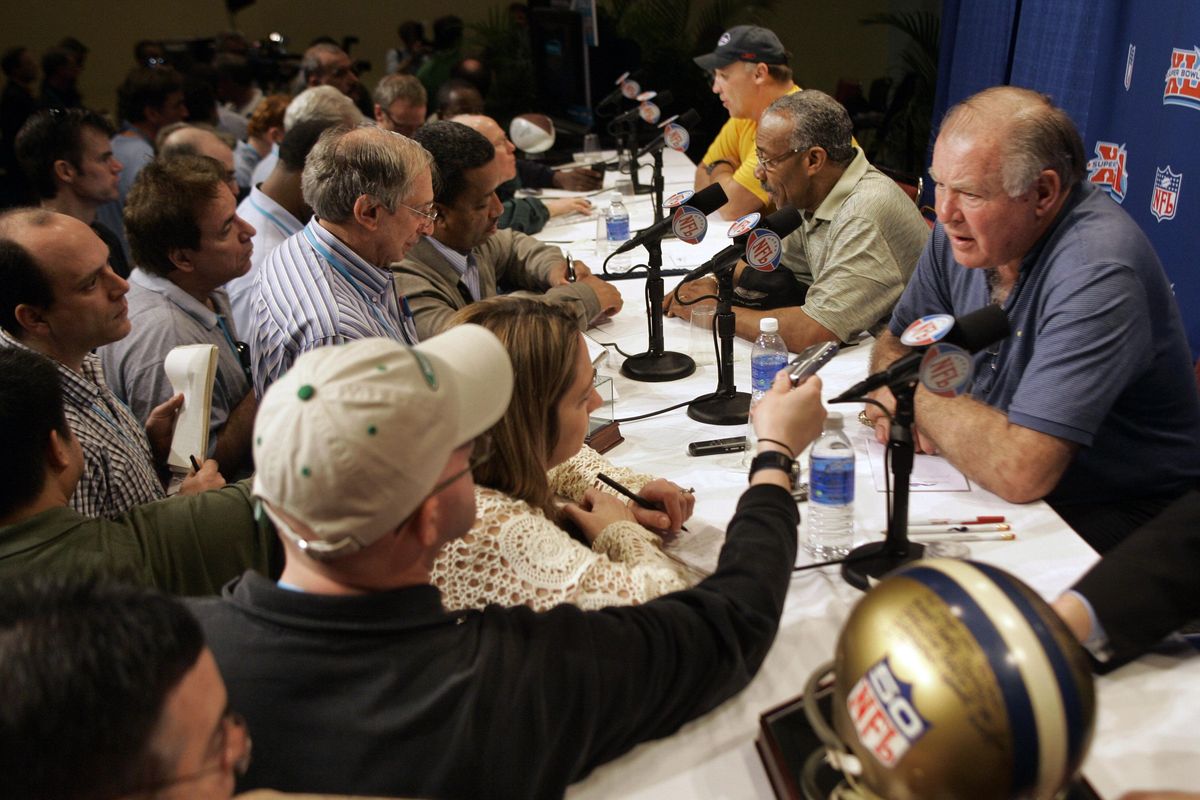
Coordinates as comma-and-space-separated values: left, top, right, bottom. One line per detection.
748, 450, 799, 489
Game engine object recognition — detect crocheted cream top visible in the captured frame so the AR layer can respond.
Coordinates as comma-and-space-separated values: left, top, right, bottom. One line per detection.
431, 446, 696, 612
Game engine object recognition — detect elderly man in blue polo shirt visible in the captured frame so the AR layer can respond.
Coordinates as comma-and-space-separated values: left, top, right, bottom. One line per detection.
864, 86, 1200, 553
247, 125, 435, 395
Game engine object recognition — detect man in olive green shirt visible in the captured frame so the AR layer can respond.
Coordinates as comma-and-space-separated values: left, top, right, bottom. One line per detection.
0, 347, 278, 595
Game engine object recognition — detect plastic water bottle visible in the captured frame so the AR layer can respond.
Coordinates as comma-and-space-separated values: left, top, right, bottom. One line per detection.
807, 412, 855, 559
744, 317, 789, 465
606, 199, 631, 271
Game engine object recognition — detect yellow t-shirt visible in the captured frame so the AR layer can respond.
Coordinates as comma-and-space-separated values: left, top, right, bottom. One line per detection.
701, 85, 802, 205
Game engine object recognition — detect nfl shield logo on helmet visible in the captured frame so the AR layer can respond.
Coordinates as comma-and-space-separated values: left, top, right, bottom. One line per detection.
1087, 141, 1129, 203
1151, 166, 1182, 222
1164, 46, 1200, 110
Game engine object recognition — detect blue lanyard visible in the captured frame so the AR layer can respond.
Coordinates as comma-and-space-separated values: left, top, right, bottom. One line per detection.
248, 195, 299, 238
89, 398, 140, 449
302, 226, 416, 343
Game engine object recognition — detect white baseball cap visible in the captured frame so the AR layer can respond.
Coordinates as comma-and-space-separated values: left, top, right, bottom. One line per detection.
252, 326, 513, 558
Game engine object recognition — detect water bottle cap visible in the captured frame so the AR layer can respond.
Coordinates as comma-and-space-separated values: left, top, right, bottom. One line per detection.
823, 411, 844, 431
760, 317, 779, 333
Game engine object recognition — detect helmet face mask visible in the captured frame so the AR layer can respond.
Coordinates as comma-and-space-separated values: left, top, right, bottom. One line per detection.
804, 559, 1095, 800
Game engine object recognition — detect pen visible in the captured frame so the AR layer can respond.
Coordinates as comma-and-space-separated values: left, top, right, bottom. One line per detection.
904, 523, 1011, 534
565, 251, 577, 282
909, 516, 1005, 526
189, 455, 202, 472
911, 532, 1015, 543
596, 472, 688, 532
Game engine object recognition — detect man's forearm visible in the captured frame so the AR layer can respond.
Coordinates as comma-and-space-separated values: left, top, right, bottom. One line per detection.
213, 391, 258, 475
870, 329, 910, 371
914, 389, 1075, 503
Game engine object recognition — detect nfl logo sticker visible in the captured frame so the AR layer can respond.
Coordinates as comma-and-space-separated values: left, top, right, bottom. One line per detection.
638, 102, 661, 124
846, 657, 931, 768
671, 205, 708, 245
727, 212, 761, 238
663, 189, 694, 208
1164, 46, 1200, 110
920, 343, 974, 397
663, 123, 690, 152
635, 90, 657, 103
744, 228, 782, 271
1151, 166, 1182, 222
900, 314, 956, 347
1087, 141, 1129, 203
620, 80, 641, 99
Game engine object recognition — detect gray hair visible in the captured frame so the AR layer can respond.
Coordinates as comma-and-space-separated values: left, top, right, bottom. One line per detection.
373, 74, 427, 108
284, 85, 364, 131
301, 125, 434, 224
762, 90, 855, 166
940, 86, 1085, 196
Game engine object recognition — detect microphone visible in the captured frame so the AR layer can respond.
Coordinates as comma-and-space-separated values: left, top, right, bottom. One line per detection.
609, 90, 674, 127
679, 207, 803, 283
596, 70, 644, 111
611, 183, 727, 256
831, 305, 1010, 401
635, 109, 701, 159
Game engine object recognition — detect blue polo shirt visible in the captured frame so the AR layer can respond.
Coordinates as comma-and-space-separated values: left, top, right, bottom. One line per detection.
890, 182, 1200, 507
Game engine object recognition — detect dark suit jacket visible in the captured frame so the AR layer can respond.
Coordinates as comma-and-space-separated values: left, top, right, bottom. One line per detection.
1073, 486, 1200, 663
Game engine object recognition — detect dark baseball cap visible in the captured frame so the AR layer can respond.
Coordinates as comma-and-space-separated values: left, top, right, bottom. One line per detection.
693, 25, 789, 71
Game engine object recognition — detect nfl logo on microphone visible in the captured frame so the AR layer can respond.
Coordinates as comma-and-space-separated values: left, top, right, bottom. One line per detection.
1151, 166, 1182, 222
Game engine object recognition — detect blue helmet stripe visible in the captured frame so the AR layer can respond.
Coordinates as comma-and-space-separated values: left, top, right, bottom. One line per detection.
972, 561, 1088, 767
903, 566, 1038, 794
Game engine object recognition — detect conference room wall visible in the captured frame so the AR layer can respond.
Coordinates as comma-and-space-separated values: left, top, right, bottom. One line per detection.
5, 0, 931, 124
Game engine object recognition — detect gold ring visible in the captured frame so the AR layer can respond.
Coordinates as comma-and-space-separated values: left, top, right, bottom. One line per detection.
858, 410, 874, 428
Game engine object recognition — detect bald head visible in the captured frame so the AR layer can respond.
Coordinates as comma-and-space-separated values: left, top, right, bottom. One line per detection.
157, 125, 238, 196
449, 114, 515, 180
939, 86, 1085, 197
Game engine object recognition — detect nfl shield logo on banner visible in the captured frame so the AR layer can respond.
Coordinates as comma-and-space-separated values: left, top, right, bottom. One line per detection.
1151, 166, 1182, 222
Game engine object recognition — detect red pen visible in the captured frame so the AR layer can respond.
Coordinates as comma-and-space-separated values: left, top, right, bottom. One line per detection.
908, 515, 1005, 526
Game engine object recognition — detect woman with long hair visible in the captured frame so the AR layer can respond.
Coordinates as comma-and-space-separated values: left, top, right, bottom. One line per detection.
432, 296, 697, 611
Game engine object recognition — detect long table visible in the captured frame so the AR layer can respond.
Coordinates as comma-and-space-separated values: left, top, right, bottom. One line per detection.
532, 150, 1200, 798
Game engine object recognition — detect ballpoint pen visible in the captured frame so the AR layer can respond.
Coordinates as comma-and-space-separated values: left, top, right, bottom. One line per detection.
905, 523, 1012, 534
909, 516, 1005, 526
911, 532, 1015, 543
597, 472, 688, 531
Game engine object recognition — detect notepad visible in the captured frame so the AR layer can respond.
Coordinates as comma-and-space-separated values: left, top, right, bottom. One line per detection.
163, 344, 218, 473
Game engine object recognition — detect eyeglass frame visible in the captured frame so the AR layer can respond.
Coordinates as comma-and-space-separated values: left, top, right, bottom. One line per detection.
754, 146, 805, 173
398, 200, 440, 225
120, 710, 252, 797
426, 434, 493, 497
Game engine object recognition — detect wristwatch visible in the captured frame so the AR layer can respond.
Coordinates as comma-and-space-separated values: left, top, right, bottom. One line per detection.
748, 450, 800, 489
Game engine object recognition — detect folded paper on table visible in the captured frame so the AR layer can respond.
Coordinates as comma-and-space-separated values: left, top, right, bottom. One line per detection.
164, 344, 217, 473
863, 435, 970, 492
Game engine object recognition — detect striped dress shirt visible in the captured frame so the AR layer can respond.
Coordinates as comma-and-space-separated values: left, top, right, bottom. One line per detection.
1, 330, 163, 518
248, 218, 418, 396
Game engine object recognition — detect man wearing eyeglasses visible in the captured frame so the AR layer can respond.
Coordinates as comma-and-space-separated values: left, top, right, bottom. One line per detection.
301, 43, 359, 99
373, 73, 427, 137
100, 154, 257, 479
670, 90, 928, 353
248, 124, 435, 395
394, 121, 622, 340
1, 576, 251, 800
189, 328, 830, 797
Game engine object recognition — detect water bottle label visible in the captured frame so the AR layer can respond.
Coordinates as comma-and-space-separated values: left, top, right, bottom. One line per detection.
810, 457, 855, 505
606, 215, 630, 242
751, 353, 788, 391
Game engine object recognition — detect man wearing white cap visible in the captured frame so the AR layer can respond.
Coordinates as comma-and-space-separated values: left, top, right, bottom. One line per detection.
189, 327, 828, 797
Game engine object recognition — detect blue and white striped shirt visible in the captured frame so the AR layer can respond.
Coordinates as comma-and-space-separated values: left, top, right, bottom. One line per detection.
248, 218, 418, 396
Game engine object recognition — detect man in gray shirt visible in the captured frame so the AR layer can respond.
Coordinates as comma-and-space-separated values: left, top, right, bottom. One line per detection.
101, 155, 257, 477
669, 90, 929, 352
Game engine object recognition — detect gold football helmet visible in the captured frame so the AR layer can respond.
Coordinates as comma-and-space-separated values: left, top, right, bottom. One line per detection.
803, 559, 1095, 800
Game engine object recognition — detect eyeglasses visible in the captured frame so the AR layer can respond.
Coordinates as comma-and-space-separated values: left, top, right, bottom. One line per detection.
124, 711, 252, 797
427, 434, 493, 496
399, 200, 439, 225
754, 147, 803, 173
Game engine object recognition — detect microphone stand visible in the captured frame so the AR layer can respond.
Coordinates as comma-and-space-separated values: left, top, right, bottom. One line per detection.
687, 265, 749, 424
841, 379, 924, 590
620, 234, 695, 382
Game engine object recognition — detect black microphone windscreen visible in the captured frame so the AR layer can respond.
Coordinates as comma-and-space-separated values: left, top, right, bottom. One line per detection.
761, 206, 803, 238
652, 89, 674, 109
945, 305, 1010, 353
688, 183, 728, 215
676, 108, 700, 128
